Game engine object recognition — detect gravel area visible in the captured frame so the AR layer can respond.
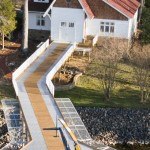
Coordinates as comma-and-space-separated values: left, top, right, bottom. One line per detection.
0, 109, 9, 149
76, 107, 150, 146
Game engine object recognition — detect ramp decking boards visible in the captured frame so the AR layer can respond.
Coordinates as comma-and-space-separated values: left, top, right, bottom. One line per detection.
24, 43, 68, 150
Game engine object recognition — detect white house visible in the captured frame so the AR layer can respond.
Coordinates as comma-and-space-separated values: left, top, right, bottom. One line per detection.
28, 0, 140, 43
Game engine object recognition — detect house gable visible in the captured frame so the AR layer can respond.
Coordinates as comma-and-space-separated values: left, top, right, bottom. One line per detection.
54, 0, 82, 9
54, 0, 94, 19
28, 0, 53, 12
103, 0, 140, 18
86, 0, 128, 20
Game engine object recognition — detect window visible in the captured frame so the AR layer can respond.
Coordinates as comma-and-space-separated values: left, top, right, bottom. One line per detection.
61, 22, 67, 27
34, 0, 49, 2
69, 23, 74, 28
100, 22, 115, 33
37, 0, 47, 2
61, 22, 75, 28
110, 23, 114, 33
36, 15, 45, 26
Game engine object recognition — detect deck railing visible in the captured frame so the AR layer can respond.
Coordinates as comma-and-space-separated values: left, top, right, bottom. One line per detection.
92, 34, 99, 46
46, 43, 76, 96
12, 39, 49, 96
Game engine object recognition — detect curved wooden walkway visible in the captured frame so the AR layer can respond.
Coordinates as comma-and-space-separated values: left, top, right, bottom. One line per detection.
24, 43, 68, 150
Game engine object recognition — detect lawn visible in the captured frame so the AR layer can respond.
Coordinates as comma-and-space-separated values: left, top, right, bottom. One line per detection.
55, 61, 150, 108
0, 83, 16, 104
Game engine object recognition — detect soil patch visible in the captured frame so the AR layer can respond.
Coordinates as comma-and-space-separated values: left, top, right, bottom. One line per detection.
52, 54, 90, 86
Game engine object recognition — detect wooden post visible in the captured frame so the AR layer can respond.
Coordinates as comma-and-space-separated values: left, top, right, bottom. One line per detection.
56, 115, 58, 137
2, 32, 4, 50
88, 51, 91, 62
58, 70, 61, 83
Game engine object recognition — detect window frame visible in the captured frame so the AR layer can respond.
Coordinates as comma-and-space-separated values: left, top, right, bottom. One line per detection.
36, 14, 45, 26
61, 22, 67, 27
60, 22, 75, 28
100, 22, 115, 33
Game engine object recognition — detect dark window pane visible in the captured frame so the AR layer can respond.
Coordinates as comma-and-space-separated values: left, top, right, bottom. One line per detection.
37, 20, 40, 26
69, 23, 74, 27
110, 26, 114, 33
111, 23, 114, 25
105, 26, 109, 32
41, 20, 45, 26
61, 22, 67, 27
100, 26, 104, 32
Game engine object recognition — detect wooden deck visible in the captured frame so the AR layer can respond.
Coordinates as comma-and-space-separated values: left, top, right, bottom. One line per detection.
24, 44, 69, 150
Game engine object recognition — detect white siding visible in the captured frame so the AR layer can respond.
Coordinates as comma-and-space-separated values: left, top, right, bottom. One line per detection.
128, 19, 133, 40
51, 7, 85, 43
34, 0, 49, 3
86, 18, 130, 39
127, 10, 138, 40
133, 10, 138, 32
28, 12, 50, 31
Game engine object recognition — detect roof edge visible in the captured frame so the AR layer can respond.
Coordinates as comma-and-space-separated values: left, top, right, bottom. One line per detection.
102, 0, 131, 18
43, 0, 56, 17
78, 0, 94, 19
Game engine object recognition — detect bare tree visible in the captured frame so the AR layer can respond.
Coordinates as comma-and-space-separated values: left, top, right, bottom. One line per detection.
92, 38, 126, 101
130, 43, 150, 103
22, 0, 28, 54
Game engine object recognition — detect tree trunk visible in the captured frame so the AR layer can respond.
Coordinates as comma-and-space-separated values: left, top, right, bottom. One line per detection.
2, 32, 4, 50
141, 88, 144, 103
22, 0, 28, 54
104, 88, 110, 101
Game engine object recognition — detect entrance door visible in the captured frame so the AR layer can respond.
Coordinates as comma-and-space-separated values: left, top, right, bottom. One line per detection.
59, 22, 75, 43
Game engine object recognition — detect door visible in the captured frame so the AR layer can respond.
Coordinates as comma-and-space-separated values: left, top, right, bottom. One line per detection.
59, 22, 75, 43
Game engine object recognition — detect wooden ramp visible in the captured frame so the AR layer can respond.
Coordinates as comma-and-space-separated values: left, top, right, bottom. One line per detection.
24, 44, 69, 150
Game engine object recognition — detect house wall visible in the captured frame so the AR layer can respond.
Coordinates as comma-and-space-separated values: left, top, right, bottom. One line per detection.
34, 0, 49, 3
28, 12, 51, 31
51, 7, 85, 43
86, 18, 130, 39
127, 10, 139, 40
133, 10, 138, 32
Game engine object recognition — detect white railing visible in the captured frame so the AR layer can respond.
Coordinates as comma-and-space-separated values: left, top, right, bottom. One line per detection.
12, 39, 49, 96
46, 43, 76, 96
46, 80, 55, 96
92, 34, 99, 46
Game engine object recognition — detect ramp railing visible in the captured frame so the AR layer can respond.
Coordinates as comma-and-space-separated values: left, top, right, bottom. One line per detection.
46, 43, 76, 96
12, 39, 49, 96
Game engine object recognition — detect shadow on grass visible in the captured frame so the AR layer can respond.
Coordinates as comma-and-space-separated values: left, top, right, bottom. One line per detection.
55, 86, 150, 108
0, 83, 16, 101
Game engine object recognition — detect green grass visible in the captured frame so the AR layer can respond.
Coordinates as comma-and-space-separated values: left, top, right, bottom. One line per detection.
55, 62, 150, 108
0, 83, 16, 105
